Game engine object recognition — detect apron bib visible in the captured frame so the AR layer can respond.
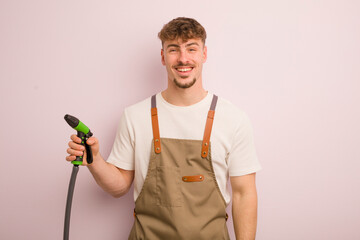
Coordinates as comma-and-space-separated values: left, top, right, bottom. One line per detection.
129, 94, 229, 240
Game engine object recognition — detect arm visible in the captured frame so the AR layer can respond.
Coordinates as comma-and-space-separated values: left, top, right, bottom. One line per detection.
67, 135, 134, 198
230, 173, 258, 240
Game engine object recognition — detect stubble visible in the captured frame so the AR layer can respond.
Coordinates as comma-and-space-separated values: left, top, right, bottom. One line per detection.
174, 77, 197, 89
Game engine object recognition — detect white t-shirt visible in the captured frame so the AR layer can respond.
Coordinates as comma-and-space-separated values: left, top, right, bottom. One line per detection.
107, 92, 261, 205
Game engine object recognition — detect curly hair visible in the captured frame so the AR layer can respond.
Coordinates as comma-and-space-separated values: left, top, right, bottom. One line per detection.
158, 17, 207, 46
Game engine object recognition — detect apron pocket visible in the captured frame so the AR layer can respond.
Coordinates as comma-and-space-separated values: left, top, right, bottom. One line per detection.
155, 166, 182, 207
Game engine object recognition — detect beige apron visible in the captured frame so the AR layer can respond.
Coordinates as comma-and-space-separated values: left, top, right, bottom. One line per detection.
129, 94, 230, 240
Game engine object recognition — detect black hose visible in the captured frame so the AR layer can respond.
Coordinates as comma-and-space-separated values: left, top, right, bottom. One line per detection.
64, 165, 79, 240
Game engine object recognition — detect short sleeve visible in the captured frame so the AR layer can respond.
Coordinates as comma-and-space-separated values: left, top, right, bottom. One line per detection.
106, 109, 135, 170
228, 112, 262, 176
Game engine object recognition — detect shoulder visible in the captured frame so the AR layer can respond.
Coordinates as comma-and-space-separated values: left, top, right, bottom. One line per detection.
123, 95, 152, 119
125, 95, 152, 112
215, 95, 249, 123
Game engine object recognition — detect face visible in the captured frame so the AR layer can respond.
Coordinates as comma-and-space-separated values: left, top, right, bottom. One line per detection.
161, 38, 207, 89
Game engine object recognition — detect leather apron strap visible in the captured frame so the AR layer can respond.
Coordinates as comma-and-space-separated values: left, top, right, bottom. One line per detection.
151, 95, 161, 153
151, 94, 218, 157
201, 95, 218, 158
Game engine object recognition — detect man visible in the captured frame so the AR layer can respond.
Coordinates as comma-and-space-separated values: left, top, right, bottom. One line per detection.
66, 17, 261, 240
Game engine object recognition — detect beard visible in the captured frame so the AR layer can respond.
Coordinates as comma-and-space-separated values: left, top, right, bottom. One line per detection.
174, 77, 197, 89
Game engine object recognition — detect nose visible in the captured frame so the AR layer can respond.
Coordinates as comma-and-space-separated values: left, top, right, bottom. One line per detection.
178, 49, 189, 65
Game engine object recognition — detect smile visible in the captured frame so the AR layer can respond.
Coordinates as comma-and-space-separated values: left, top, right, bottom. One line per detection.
175, 67, 193, 73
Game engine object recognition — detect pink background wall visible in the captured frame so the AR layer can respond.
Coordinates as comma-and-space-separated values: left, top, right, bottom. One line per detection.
1, 0, 359, 239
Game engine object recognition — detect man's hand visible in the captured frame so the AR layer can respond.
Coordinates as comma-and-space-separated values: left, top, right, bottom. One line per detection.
231, 173, 258, 240
66, 134, 99, 166
65, 134, 134, 197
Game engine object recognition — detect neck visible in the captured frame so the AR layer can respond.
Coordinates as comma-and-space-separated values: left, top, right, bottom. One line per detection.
161, 77, 208, 106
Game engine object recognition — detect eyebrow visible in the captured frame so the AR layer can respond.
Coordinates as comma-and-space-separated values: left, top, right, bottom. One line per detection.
166, 42, 200, 49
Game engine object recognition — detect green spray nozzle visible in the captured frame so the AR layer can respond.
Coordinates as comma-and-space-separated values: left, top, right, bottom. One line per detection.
64, 114, 91, 135
64, 114, 93, 165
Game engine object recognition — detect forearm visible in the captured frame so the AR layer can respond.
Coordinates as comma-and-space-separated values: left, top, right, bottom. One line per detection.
232, 191, 258, 240
87, 153, 133, 198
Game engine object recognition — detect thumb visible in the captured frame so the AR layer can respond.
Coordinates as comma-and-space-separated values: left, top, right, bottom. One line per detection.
86, 136, 99, 157
86, 137, 98, 146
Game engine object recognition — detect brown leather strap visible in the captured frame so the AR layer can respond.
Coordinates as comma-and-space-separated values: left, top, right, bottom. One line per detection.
182, 175, 204, 182
151, 95, 161, 154
201, 95, 218, 158
151, 94, 218, 156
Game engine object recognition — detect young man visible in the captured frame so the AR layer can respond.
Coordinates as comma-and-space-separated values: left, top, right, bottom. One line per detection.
66, 17, 261, 240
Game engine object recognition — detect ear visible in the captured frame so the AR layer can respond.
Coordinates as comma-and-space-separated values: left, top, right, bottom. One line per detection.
161, 48, 165, 66
203, 46, 207, 63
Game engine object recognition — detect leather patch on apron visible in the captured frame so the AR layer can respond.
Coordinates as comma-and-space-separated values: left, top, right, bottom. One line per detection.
182, 174, 204, 182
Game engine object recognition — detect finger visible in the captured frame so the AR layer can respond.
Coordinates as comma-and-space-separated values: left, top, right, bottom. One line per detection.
66, 155, 76, 161
66, 155, 88, 166
68, 141, 85, 151
86, 137, 97, 145
70, 134, 82, 144
67, 148, 84, 156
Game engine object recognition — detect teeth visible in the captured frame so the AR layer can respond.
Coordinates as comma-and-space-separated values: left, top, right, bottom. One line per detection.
177, 68, 192, 72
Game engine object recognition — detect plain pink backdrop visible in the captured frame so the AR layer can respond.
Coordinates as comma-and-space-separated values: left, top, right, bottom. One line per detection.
1, 0, 359, 239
